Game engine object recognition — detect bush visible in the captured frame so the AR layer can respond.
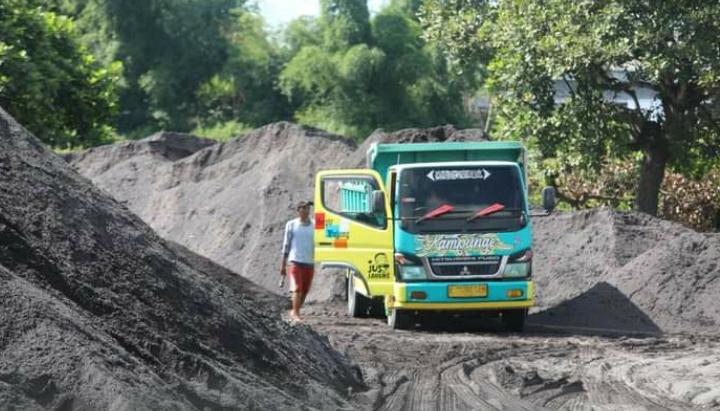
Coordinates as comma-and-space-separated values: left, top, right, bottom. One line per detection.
0, 1, 119, 148
660, 170, 720, 232
534, 157, 720, 231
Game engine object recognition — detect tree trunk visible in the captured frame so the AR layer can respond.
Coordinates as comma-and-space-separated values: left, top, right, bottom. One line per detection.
635, 141, 668, 216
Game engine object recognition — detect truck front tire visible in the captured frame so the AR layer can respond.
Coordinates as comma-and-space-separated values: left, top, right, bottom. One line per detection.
501, 309, 527, 332
347, 275, 369, 318
387, 308, 413, 330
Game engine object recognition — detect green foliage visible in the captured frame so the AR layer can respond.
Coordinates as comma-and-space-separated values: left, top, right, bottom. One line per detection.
387, 0, 425, 16
532, 157, 720, 231
419, 0, 492, 75
660, 167, 720, 232
197, 11, 292, 128
422, 0, 720, 217
320, 0, 372, 48
191, 120, 251, 142
281, 2, 473, 139
3, 0, 477, 147
46, 0, 119, 66
283, 16, 323, 56
49, 0, 294, 137
103, 0, 245, 132
0, 0, 119, 148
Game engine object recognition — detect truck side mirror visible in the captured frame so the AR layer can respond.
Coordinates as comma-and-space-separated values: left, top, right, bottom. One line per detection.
542, 186, 556, 212
370, 190, 385, 214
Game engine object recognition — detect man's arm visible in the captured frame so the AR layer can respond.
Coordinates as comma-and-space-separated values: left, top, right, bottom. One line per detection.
280, 221, 292, 275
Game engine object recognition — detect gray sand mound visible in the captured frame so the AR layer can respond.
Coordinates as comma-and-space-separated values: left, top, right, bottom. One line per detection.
531, 208, 720, 334
68, 123, 720, 335
0, 109, 361, 410
68, 122, 357, 301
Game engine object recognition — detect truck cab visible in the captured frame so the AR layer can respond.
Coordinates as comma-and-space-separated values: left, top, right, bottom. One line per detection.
313, 142, 554, 330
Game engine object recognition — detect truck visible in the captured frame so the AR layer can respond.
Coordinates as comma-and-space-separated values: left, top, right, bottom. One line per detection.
313, 141, 555, 330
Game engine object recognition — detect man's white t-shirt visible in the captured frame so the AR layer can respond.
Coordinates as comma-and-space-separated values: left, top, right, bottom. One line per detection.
282, 218, 314, 265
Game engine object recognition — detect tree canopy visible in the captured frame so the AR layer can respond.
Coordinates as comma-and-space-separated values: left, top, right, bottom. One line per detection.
0, 0, 119, 147
1, 0, 477, 145
105, 0, 245, 132
281, 1, 472, 138
422, 0, 720, 216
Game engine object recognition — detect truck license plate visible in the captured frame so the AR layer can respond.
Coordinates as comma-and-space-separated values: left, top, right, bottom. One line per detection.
448, 284, 488, 298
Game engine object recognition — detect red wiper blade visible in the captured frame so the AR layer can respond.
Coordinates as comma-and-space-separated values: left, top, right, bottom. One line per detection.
467, 203, 505, 222
417, 204, 454, 223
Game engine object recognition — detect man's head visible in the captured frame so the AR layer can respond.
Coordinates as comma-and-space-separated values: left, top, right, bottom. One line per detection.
296, 201, 313, 220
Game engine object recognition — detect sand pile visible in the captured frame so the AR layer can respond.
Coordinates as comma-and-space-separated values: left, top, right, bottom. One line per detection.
68, 122, 358, 301
531, 208, 720, 334
0, 109, 361, 409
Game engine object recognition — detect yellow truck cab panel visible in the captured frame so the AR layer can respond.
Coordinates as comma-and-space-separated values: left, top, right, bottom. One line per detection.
313, 169, 394, 297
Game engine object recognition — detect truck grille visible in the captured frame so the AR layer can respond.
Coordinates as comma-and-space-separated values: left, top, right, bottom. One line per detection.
428, 256, 502, 277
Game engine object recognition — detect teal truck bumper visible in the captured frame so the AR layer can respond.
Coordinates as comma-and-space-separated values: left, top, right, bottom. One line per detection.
390, 280, 534, 310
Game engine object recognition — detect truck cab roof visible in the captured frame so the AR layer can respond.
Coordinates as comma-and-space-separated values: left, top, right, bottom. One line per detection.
390, 160, 520, 172
368, 141, 527, 185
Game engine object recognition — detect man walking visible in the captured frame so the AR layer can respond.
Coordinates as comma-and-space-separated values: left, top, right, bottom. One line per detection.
280, 201, 314, 321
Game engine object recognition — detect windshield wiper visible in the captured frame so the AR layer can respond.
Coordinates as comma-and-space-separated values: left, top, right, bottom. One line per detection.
467, 203, 505, 222
417, 204, 454, 223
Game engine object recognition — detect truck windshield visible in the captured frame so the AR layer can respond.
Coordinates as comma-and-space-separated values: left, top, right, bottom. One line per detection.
398, 165, 526, 234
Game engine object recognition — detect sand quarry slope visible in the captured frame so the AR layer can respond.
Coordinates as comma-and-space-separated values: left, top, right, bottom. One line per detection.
0, 109, 362, 409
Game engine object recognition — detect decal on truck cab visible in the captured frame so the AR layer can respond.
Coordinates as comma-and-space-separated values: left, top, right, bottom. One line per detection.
325, 218, 350, 239
426, 169, 492, 181
416, 233, 513, 257
368, 253, 390, 278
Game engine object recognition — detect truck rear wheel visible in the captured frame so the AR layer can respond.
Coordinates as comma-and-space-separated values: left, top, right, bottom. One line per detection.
347, 275, 369, 318
387, 308, 413, 330
501, 309, 527, 332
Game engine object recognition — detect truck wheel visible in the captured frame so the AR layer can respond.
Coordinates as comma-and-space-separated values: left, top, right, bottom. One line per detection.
387, 308, 413, 330
347, 275, 369, 318
369, 297, 386, 318
501, 309, 527, 332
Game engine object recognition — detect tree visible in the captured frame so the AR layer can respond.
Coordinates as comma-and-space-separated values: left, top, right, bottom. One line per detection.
281, 1, 472, 139
0, 0, 119, 147
197, 10, 293, 128
103, 0, 245, 133
422, 0, 720, 216
386, 0, 425, 17
46, 0, 118, 67
48, 0, 291, 135
320, 0, 372, 48
284, 16, 323, 56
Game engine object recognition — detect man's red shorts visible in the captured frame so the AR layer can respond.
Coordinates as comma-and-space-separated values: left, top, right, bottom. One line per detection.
288, 262, 314, 294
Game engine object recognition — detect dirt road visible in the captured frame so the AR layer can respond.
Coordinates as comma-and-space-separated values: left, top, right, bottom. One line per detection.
302, 303, 720, 411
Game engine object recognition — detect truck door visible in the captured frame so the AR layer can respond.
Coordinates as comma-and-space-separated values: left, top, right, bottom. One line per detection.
314, 169, 394, 299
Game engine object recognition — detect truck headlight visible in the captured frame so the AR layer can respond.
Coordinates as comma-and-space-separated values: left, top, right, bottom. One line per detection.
503, 262, 530, 278
503, 249, 532, 278
399, 265, 427, 280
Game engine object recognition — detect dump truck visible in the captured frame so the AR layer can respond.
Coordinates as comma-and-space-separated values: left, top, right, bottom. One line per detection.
313, 142, 555, 330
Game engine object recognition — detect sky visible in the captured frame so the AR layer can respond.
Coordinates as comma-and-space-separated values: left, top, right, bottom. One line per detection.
255, 0, 390, 28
